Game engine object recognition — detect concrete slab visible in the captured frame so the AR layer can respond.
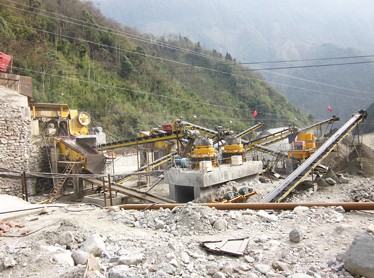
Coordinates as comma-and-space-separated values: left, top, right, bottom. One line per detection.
83, 192, 128, 207
165, 161, 263, 202
0, 194, 65, 221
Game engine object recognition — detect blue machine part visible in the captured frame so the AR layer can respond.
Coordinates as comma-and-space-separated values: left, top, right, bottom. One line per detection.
174, 155, 192, 168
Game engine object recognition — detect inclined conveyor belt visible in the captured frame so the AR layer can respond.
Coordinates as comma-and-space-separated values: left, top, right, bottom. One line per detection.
178, 120, 218, 136
244, 127, 292, 149
252, 145, 288, 158
95, 130, 185, 150
261, 111, 366, 203
235, 122, 264, 139
60, 138, 99, 155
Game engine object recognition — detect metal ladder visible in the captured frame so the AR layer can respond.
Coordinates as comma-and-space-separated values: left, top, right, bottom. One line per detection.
49, 162, 75, 201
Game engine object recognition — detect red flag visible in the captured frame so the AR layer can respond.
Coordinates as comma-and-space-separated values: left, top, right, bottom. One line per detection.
0, 52, 12, 72
328, 106, 332, 113
252, 110, 257, 118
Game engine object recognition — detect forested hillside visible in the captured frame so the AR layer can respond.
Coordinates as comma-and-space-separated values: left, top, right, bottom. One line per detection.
0, 0, 309, 139
98, 0, 374, 126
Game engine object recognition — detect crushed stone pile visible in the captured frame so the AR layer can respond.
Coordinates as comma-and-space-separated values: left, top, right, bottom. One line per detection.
111, 202, 241, 236
329, 139, 374, 177
0, 199, 373, 278
348, 179, 374, 202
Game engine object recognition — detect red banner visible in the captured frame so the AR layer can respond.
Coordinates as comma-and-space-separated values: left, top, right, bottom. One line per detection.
0, 52, 12, 72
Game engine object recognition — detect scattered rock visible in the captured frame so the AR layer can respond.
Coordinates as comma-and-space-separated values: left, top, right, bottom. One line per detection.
118, 254, 143, 266
80, 234, 106, 257
325, 177, 337, 186
344, 232, 374, 278
254, 263, 271, 274
257, 210, 278, 222
289, 228, 303, 243
213, 218, 227, 230
272, 260, 291, 272
3, 257, 16, 268
53, 251, 74, 267
72, 250, 89, 265
59, 231, 75, 248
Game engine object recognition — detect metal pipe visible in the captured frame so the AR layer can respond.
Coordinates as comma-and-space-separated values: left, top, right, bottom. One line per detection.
114, 202, 374, 211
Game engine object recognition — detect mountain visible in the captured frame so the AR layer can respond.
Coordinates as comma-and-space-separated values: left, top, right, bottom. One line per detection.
98, 0, 374, 125
0, 0, 309, 139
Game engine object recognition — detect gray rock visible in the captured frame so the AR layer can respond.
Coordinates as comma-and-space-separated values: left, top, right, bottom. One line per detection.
86, 270, 105, 278
289, 274, 313, 278
72, 250, 89, 265
118, 253, 143, 266
289, 228, 303, 243
254, 263, 271, 274
222, 265, 233, 275
213, 272, 226, 278
325, 177, 337, 186
206, 263, 220, 275
53, 252, 74, 267
213, 218, 227, 230
107, 265, 135, 278
244, 255, 255, 263
293, 206, 310, 215
338, 175, 349, 184
3, 257, 16, 268
80, 234, 106, 257
169, 258, 178, 267
180, 251, 190, 264
59, 231, 75, 248
257, 210, 278, 222
272, 261, 291, 271
344, 232, 374, 278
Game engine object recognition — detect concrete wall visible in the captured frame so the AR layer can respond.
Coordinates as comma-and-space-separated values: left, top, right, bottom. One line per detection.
0, 86, 33, 195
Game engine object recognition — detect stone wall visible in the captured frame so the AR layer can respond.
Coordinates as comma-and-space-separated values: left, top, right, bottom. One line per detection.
0, 86, 32, 196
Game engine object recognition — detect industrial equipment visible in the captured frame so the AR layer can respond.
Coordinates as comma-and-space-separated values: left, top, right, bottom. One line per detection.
221, 122, 264, 163
261, 110, 367, 203
190, 137, 218, 169
287, 132, 316, 160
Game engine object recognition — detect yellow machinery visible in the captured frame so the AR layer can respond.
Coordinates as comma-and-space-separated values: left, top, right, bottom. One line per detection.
190, 137, 218, 169
221, 122, 264, 163
30, 102, 91, 136
221, 137, 245, 163
287, 132, 316, 160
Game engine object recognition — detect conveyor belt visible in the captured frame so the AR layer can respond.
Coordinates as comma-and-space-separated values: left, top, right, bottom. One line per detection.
246, 116, 340, 152
252, 145, 288, 158
235, 122, 264, 139
261, 111, 366, 203
245, 127, 293, 149
177, 120, 218, 136
61, 138, 99, 155
95, 130, 186, 151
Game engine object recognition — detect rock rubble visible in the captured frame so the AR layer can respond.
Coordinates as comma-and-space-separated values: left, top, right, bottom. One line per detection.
0, 193, 373, 278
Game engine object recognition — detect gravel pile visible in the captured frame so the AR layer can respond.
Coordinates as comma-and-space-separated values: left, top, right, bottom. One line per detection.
0, 196, 373, 278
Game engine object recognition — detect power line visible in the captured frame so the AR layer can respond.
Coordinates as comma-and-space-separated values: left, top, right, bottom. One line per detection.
262, 70, 374, 96
7, 20, 374, 102
1, 0, 226, 63
238, 54, 374, 65
239, 60, 374, 71
3, 1, 374, 102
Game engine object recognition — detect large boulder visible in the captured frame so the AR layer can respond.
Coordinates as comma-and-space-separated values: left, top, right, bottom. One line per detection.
344, 232, 374, 278
80, 234, 106, 257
